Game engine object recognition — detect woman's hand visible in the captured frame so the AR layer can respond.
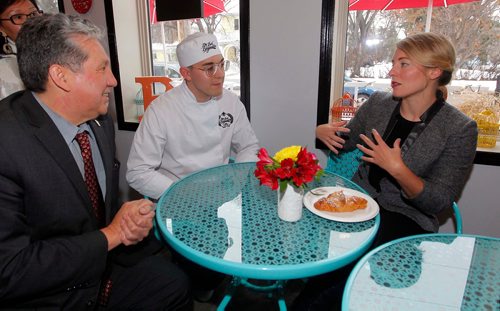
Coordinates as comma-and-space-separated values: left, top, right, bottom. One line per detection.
316, 121, 350, 154
357, 129, 405, 175
357, 129, 424, 198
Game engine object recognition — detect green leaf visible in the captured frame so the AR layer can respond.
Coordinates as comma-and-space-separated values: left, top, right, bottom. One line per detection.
278, 180, 289, 192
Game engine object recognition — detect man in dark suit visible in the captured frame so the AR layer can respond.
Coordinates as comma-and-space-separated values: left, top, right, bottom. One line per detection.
0, 13, 190, 310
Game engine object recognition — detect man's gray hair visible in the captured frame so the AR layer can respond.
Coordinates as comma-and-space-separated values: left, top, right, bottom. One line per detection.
17, 13, 103, 92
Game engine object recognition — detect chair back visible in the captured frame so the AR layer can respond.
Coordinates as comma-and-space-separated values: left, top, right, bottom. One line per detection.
326, 150, 463, 234
325, 149, 363, 179
452, 202, 463, 234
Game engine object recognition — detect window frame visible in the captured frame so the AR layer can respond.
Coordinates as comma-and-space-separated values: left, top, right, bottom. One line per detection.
105, 0, 250, 131
317, 0, 500, 165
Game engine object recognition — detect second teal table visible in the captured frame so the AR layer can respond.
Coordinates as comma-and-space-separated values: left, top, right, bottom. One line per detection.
342, 233, 499, 311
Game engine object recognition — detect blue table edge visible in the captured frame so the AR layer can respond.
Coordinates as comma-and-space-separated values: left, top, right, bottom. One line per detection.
155, 162, 381, 280
341, 233, 500, 311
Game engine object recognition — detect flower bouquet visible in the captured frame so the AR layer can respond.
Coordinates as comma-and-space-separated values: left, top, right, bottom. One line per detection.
254, 146, 323, 221
254, 145, 323, 192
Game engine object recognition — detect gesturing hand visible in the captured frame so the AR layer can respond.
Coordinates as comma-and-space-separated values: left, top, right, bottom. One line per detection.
356, 129, 405, 176
356, 129, 424, 198
316, 121, 351, 154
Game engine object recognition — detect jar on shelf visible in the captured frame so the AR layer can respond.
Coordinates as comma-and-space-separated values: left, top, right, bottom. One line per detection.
473, 109, 498, 148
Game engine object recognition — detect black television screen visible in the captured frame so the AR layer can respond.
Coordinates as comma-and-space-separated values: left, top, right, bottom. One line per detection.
155, 0, 203, 21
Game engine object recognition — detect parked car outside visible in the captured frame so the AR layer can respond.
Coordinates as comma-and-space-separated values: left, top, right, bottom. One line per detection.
153, 63, 183, 87
224, 61, 241, 97
343, 76, 377, 105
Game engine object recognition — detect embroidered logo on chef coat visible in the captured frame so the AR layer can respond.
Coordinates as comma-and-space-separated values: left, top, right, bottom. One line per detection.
218, 112, 233, 128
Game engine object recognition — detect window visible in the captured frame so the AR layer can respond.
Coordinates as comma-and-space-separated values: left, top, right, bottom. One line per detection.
36, 0, 64, 13
318, 0, 499, 161
105, 0, 250, 130
148, 0, 242, 96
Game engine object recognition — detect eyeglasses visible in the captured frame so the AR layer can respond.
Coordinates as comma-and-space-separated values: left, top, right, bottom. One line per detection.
0, 10, 43, 25
192, 60, 230, 77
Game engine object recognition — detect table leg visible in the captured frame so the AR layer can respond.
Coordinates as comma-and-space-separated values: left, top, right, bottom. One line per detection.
278, 298, 287, 311
217, 277, 241, 311
217, 277, 288, 310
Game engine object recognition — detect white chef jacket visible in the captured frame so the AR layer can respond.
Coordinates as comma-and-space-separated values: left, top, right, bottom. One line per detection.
127, 81, 260, 199
0, 40, 24, 100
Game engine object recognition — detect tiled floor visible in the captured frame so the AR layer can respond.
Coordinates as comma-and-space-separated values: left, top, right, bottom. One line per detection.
194, 278, 305, 311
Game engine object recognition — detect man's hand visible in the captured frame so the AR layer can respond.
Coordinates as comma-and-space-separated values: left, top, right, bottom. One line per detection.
100, 199, 155, 250
316, 121, 350, 154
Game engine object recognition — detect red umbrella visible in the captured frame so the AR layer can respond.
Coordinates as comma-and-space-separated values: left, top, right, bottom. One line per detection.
149, 0, 226, 24
203, 0, 226, 17
349, 0, 479, 31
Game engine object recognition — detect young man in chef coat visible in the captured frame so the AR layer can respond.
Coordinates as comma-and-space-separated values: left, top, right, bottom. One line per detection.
127, 32, 259, 200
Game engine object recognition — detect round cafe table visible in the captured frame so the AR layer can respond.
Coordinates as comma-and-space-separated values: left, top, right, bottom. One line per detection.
156, 162, 379, 310
342, 233, 499, 311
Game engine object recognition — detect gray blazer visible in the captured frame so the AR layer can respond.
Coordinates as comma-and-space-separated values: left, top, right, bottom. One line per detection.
343, 92, 477, 232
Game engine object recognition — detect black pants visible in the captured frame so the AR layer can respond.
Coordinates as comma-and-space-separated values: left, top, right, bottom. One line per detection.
291, 208, 432, 311
106, 254, 191, 311
170, 247, 226, 292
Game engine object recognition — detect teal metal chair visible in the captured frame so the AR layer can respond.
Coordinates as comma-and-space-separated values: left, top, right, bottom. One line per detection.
452, 202, 463, 234
325, 149, 363, 180
326, 150, 463, 234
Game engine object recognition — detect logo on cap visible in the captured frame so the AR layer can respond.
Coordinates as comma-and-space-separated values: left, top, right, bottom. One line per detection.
202, 41, 217, 53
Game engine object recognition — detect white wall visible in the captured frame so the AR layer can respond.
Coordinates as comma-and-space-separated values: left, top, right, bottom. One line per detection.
250, 0, 323, 157
452, 164, 500, 237
68, 0, 499, 237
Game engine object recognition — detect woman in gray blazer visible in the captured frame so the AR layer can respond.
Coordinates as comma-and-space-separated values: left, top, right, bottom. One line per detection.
317, 32, 477, 242
295, 33, 477, 311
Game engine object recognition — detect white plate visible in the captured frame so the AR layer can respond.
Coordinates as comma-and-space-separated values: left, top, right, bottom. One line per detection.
303, 186, 379, 222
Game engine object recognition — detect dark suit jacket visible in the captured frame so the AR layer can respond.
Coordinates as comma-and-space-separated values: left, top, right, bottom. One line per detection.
0, 91, 158, 309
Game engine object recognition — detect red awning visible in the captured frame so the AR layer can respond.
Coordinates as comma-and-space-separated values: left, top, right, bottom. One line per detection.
348, 0, 479, 32
149, 0, 226, 24
203, 0, 226, 17
349, 0, 479, 11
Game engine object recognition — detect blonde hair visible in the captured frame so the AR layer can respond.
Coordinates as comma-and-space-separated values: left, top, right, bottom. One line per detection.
397, 33, 456, 86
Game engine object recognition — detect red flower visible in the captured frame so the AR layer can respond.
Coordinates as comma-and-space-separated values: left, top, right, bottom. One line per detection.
254, 163, 279, 190
274, 158, 295, 179
254, 146, 323, 191
256, 148, 274, 166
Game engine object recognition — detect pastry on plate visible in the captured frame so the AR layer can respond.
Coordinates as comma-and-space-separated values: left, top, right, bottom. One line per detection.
314, 190, 368, 212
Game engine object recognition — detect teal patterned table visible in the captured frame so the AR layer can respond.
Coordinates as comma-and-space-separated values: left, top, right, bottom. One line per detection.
156, 162, 379, 309
342, 233, 500, 311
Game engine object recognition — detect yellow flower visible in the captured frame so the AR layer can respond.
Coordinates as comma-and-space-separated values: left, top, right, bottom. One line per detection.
273, 145, 302, 162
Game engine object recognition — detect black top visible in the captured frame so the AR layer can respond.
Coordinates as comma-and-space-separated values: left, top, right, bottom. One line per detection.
368, 113, 421, 191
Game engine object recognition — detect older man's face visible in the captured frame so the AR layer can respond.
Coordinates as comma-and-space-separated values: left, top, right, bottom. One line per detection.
67, 35, 117, 123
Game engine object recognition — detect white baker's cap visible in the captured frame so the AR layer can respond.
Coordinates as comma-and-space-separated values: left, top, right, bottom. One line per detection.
176, 32, 222, 67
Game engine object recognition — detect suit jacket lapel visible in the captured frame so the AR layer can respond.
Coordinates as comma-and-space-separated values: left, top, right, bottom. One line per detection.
16, 92, 97, 222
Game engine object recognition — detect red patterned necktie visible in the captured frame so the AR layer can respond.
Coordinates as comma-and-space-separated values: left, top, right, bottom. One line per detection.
75, 131, 105, 227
